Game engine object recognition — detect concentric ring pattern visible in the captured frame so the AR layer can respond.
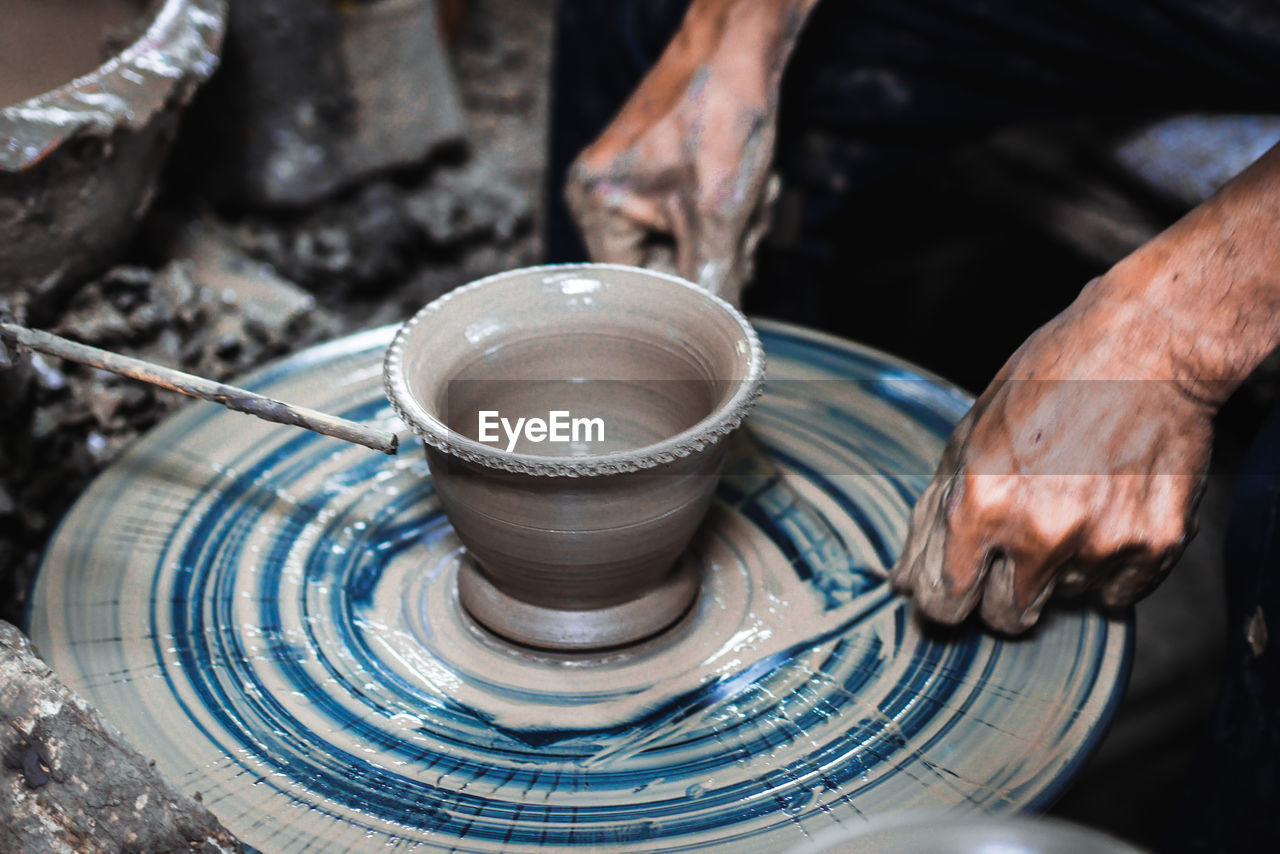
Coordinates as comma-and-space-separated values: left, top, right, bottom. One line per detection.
28, 320, 1131, 853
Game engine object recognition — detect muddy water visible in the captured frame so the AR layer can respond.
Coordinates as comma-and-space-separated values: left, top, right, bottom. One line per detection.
0, 0, 147, 108
443, 333, 725, 457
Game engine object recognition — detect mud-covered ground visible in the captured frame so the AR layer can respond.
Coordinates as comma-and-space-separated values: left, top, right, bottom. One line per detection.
0, 0, 553, 627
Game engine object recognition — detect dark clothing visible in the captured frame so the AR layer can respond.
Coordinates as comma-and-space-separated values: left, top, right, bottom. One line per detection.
1172, 403, 1280, 852
547, 0, 1280, 327
547, 1, 1280, 850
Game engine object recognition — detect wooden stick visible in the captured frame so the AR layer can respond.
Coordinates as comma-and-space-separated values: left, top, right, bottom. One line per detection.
0, 321, 398, 455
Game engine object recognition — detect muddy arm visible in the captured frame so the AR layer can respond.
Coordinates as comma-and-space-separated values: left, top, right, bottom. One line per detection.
892, 141, 1280, 633
565, 0, 821, 305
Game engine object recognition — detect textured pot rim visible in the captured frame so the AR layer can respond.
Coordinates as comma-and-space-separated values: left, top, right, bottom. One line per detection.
383, 263, 766, 478
0, 0, 226, 173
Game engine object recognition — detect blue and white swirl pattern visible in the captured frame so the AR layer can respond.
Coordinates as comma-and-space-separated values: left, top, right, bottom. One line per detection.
29, 320, 1130, 853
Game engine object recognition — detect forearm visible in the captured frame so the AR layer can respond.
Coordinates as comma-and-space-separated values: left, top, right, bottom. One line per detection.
583, 0, 820, 161
667, 0, 820, 68
1097, 141, 1280, 405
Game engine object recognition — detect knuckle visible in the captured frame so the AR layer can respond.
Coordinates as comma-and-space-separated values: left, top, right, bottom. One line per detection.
1077, 529, 1128, 564
1100, 570, 1147, 607
1145, 512, 1192, 556
914, 582, 976, 626
566, 153, 599, 185
570, 141, 612, 176
1023, 504, 1083, 547
566, 160, 620, 203
959, 473, 1016, 520
1056, 563, 1093, 595
980, 593, 1031, 635
1085, 508, 1189, 564
887, 562, 913, 592
563, 176, 599, 219
939, 546, 985, 596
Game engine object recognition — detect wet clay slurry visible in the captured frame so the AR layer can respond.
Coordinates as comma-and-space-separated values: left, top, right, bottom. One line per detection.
0, 0, 148, 108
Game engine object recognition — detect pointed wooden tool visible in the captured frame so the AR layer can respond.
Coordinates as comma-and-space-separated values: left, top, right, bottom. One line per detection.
0, 321, 398, 455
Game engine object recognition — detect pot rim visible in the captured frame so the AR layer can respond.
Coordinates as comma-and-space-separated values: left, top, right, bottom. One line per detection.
383, 263, 766, 478
0, 0, 226, 173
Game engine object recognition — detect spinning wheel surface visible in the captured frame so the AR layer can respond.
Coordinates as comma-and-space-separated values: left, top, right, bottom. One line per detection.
29, 320, 1130, 852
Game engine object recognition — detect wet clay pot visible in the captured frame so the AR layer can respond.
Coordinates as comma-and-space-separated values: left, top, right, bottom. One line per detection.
0, 0, 225, 296
384, 264, 765, 650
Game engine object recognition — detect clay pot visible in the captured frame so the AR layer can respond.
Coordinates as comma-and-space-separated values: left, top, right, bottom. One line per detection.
384, 264, 765, 650
0, 0, 226, 296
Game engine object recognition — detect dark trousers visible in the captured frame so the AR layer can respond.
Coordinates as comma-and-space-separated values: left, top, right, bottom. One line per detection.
1169, 403, 1280, 852
547, 1, 1280, 849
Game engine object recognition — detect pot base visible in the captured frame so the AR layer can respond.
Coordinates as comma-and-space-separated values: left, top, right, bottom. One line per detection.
457, 557, 701, 651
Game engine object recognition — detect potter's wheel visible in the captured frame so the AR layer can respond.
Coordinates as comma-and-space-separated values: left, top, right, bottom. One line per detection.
28, 320, 1131, 853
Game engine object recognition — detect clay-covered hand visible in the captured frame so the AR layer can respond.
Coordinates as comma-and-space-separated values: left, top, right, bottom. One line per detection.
565, 0, 817, 305
892, 137, 1280, 634
889, 281, 1212, 633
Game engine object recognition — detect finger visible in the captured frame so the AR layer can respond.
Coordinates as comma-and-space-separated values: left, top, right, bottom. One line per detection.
977, 548, 1060, 634
890, 473, 951, 591
743, 172, 782, 259
1055, 560, 1091, 596
938, 408, 979, 475
976, 499, 1087, 632
905, 507, 954, 617
1097, 561, 1157, 608
681, 203, 744, 300
577, 212, 647, 267
681, 166, 780, 301
1055, 556, 1119, 597
914, 477, 993, 625
1098, 542, 1184, 607
564, 166, 660, 267
891, 418, 974, 593
667, 190, 707, 289
1094, 477, 1198, 607
887, 531, 923, 593
729, 172, 782, 304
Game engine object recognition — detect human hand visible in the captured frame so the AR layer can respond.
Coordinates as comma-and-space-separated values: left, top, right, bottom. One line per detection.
564, 0, 817, 305
889, 282, 1212, 633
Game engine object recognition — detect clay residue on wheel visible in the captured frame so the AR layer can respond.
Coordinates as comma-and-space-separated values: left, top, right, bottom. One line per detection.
0, 0, 223, 171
